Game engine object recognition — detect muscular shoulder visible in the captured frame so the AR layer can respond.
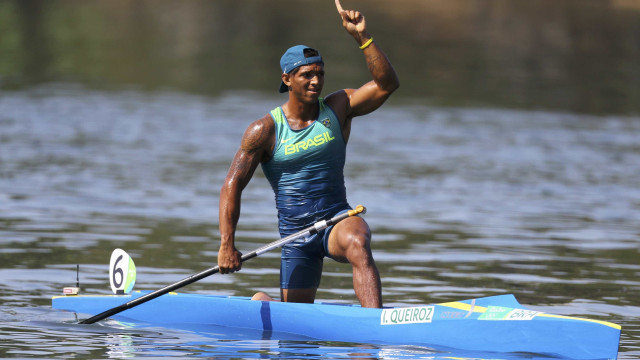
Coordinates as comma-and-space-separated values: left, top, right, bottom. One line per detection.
240, 114, 275, 161
325, 89, 355, 124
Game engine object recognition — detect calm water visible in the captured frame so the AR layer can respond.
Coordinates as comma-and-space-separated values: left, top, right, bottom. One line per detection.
0, 85, 638, 358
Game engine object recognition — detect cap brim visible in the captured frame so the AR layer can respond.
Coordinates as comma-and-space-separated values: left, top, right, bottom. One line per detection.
278, 81, 288, 93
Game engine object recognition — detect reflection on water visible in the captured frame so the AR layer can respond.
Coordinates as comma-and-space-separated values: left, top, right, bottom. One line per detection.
0, 86, 639, 358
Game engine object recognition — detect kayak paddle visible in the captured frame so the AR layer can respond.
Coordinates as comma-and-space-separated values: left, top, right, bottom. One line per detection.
79, 205, 366, 324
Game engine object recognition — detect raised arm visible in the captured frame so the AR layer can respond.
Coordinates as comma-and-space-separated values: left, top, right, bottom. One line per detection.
218, 115, 274, 274
327, 2, 399, 121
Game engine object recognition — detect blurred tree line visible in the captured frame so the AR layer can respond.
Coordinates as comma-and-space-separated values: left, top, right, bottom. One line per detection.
0, 0, 638, 115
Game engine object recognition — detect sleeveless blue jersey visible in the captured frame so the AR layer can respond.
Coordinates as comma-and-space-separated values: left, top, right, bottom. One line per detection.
261, 99, 349, 235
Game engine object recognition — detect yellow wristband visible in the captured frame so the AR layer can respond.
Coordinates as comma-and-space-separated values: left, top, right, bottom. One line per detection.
359, 37, 373, 50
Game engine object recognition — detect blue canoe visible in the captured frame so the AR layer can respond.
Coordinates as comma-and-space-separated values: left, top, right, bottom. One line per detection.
52, 291, 620, 360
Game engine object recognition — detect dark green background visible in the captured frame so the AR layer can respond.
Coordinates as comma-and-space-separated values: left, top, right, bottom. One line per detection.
1, 0, 639, 115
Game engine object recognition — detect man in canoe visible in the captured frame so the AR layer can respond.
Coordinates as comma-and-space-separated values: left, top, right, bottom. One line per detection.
217, 3, 399, 308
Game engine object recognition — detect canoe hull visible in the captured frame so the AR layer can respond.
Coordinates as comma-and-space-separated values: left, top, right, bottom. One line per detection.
52, 291, 620, 360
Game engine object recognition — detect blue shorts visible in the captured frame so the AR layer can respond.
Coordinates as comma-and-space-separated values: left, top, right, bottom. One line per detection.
280, 208, 350, 289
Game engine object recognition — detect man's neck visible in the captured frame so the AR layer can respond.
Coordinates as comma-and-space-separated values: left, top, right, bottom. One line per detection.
282, 98, 319, 129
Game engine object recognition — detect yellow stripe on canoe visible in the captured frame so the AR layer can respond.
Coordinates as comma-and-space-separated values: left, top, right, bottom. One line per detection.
439, 301, 487, 313
536, 313, 621, 330
439, 301, 621, 330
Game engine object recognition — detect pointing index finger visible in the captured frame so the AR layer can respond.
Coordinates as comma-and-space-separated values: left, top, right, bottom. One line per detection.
335, 0, 344, 14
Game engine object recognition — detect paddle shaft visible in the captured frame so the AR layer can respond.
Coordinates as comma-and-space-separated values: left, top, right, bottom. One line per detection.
79, 205, 366, 324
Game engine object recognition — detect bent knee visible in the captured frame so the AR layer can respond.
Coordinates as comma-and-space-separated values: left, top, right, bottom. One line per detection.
344, 233, 373, 261
346, 232, 370, 250
328, 217, 372, 261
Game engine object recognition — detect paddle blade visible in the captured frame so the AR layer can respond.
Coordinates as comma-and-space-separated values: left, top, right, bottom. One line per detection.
109, 248, 137, 294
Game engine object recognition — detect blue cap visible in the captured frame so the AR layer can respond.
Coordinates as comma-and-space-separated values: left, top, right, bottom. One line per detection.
279, 45, 323, 93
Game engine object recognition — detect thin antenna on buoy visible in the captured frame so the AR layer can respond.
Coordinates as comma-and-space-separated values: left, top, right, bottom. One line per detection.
63, 264, 80, 296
